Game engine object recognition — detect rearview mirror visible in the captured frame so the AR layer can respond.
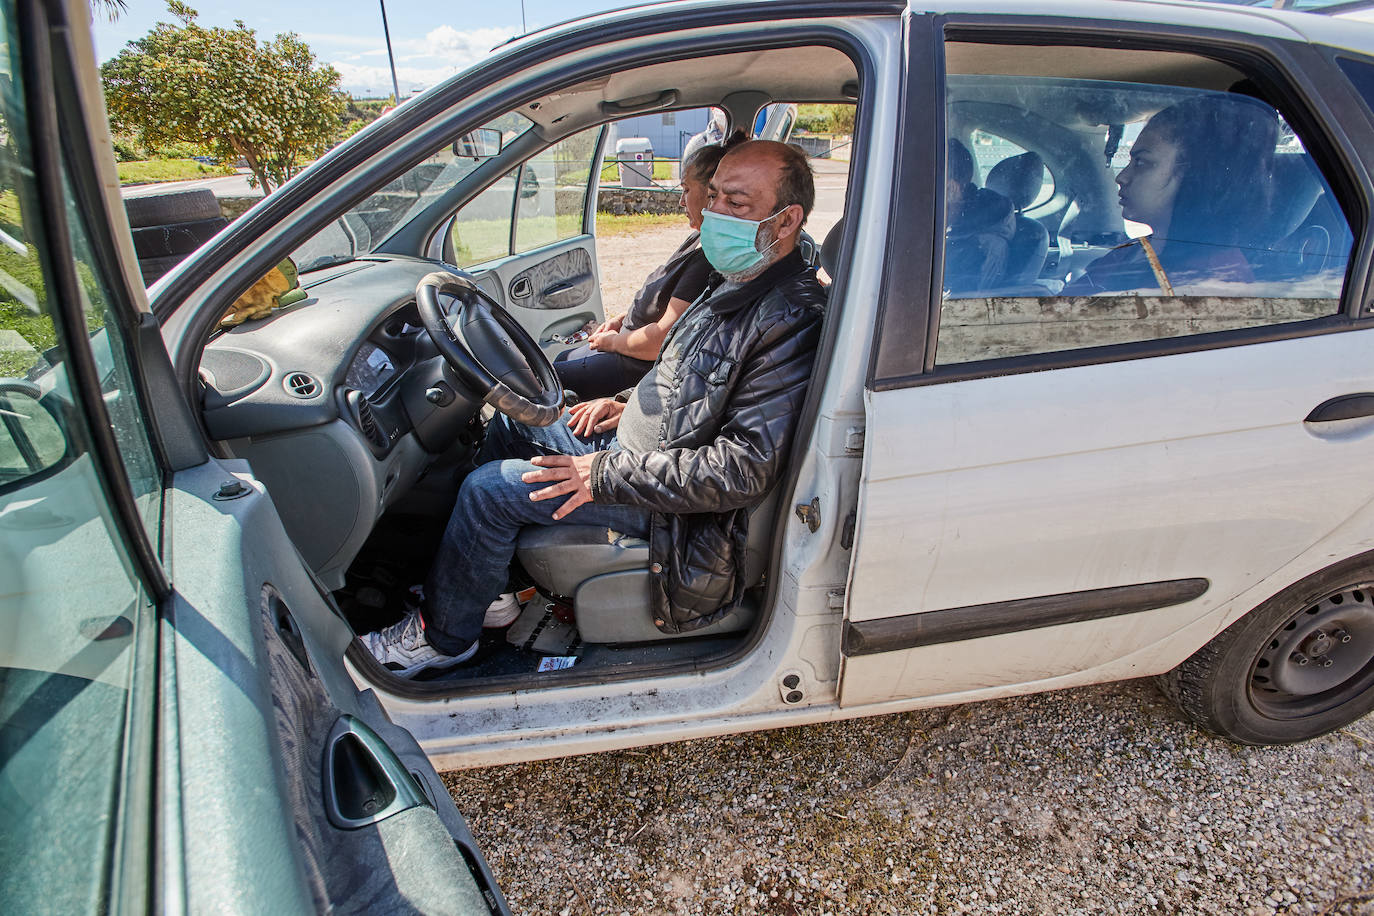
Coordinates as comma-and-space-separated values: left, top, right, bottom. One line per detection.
452, 128, 503, 159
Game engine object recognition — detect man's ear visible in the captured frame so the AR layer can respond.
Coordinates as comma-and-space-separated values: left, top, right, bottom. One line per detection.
776, 203, 805, 241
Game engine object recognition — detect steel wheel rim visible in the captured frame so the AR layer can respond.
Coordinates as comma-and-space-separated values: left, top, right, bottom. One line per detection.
1249, 584, 1374, 719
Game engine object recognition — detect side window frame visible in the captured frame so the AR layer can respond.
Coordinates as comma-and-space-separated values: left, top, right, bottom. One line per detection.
870, 15, 1374, 391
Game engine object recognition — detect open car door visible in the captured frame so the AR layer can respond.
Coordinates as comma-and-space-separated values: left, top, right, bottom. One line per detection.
0, 3, 508, 911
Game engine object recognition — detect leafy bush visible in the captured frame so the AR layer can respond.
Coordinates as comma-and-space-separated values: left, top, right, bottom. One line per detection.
102, 2, 344, 194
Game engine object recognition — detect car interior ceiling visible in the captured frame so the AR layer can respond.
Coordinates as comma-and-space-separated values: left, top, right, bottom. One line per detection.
204, 44, 862, 689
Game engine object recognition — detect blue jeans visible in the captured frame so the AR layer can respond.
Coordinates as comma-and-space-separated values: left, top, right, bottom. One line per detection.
420, 412, 651, 654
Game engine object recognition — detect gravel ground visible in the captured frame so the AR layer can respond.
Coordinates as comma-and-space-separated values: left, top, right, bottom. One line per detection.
445, 680, 1374, 915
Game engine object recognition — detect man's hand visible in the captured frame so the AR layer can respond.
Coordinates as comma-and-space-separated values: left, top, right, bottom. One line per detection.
567, 397, 625, 437
524, 454, 597, 520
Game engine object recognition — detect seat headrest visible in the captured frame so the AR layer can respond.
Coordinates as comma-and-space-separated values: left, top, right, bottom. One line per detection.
820, 215, 845, 279
1267, 154, 1323, 242
986, 151, 1045, 212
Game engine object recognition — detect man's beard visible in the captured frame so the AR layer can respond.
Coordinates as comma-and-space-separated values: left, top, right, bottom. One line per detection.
721, 221, 783, 283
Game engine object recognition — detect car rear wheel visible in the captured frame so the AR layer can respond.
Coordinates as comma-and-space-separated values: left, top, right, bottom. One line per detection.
1159, 553, 1374, 745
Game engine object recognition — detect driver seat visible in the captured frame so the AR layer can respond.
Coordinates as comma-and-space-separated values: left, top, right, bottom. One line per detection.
515, 490, 780, 643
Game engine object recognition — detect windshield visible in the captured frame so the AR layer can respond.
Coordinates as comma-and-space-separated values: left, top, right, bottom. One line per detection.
292, 112, 532, 273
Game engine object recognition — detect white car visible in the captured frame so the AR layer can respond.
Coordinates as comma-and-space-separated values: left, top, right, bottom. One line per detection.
7, 0, 1374, 909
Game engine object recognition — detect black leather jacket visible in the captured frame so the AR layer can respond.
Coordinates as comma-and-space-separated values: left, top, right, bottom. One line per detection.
589, 250, 825, 632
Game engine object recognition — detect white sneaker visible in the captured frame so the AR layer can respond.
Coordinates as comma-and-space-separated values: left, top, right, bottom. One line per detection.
483, 592, 522, 628
363, 611, 477, 677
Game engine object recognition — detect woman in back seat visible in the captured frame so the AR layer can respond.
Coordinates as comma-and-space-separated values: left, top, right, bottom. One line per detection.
1066, 93, 1277, 296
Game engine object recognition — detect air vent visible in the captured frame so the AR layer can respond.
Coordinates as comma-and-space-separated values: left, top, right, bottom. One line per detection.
343, 388, 389, 453
355, 396, 387, 449
283, 371, 321, 399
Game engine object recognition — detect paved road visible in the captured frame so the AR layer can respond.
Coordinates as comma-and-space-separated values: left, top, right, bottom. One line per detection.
807, 157, 850, 246
121, 170, 262, 199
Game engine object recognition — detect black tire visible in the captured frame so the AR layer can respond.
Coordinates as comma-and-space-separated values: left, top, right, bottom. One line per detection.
129, 216, 227, 258
138, 254, 185, 286
1158, 551, 1374, 745
123, 188, 221, 228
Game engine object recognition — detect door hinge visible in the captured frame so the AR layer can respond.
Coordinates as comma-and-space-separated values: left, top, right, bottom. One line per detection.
795, 496, 821, 533
827, 588, 846, 609
840, 509, 857, 550
844, 426, 865, 453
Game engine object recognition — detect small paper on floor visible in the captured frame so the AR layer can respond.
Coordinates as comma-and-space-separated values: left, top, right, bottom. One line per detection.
537, 656, 578, 672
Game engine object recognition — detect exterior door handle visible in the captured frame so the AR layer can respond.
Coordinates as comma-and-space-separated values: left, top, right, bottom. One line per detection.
1305, 393, 1374, 423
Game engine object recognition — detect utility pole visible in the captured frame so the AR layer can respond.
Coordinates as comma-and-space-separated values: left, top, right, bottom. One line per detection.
379, 0, 402, 105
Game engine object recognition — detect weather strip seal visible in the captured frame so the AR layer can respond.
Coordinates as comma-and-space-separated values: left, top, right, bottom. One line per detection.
842, 578, 1210, 657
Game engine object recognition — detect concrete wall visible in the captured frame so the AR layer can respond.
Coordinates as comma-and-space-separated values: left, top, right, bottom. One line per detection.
595, 187, 682, 216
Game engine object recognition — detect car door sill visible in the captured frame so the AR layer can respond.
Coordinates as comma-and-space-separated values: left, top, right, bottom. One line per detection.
842, 578, 1210, 657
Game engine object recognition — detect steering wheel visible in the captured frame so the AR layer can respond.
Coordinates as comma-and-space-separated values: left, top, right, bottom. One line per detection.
415, 270, 563, 427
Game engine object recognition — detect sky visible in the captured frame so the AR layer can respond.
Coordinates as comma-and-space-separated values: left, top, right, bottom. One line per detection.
90, 1, 641, 97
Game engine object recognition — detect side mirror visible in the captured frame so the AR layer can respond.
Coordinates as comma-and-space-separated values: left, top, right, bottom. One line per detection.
452, 128, 503, 159
0, 380, 68, 492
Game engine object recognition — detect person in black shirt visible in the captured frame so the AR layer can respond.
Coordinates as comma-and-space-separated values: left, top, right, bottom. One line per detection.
553, 131, 746, 398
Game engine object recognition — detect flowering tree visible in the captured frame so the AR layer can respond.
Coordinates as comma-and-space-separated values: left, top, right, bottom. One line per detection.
101, 2, 344, 194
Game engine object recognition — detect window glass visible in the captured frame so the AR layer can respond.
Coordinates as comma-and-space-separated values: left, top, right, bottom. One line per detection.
292, 112, 532, 272
0, 3, 161, 909
966, 129, 1055, 211
513, 127, 600, 254
450, 173, 516, 268
938, 53, 1353, 367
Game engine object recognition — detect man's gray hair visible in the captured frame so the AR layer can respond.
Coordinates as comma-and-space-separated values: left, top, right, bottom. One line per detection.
774, 142, 815, 226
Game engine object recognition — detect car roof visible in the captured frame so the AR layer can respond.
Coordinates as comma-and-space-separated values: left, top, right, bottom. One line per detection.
907, 0, 1374, 51
507, 0, 1374, 60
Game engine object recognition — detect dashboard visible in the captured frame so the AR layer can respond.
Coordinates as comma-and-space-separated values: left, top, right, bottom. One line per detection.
197, 255, 484, 588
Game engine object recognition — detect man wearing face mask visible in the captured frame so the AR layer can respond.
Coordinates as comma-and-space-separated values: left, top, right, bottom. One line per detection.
364, 139, 826, 676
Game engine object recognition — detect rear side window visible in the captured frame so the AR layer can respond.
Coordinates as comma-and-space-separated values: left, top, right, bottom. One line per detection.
937, 44, 1353, 368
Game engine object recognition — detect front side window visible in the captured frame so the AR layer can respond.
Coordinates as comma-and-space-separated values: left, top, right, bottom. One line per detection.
449, 125, 602, 267
938, 45, 1354, 367
513, 127, 600, 254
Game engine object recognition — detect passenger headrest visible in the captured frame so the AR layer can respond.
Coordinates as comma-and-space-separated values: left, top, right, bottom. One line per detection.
986, 151, 1045, 212
820, 215, 845, 280
1268, 154, 1323, 241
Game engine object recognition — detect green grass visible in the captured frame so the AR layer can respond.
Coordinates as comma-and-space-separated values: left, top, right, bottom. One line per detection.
595, 212, 687, 236
599, 157, 676, 184
451, 211, 587, 268
117, 158, 235, 186
0, 238, 104, 378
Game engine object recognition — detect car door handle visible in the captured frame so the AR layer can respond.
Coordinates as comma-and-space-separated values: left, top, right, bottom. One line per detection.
509, 277, 532, 299
599, 88, 677, 116
322, 715, 430, 830
1305, 393, 1374, 423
